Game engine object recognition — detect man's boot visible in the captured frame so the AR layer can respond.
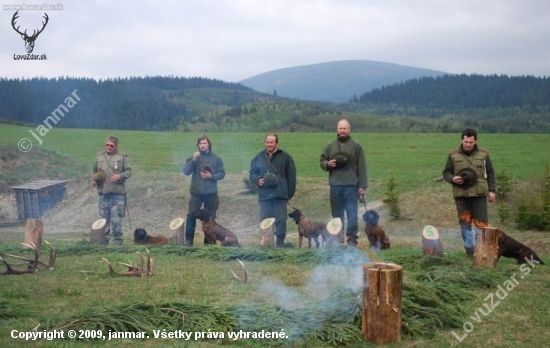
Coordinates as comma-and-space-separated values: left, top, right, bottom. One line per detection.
185, 217, 196, 246
276, 235, 285, 248
347, 234, 358, 248
465, 247, 474, 259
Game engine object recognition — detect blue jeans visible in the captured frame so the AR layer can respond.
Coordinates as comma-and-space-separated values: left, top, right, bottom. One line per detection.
455, 197, 488, 252
330, 185, 359, 245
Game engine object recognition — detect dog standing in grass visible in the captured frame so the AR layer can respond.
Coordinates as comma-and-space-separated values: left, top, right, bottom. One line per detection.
362, 210, 390, 250
288, 209, 327, 248
194, 209, 240, 246
134, 228, 169, 245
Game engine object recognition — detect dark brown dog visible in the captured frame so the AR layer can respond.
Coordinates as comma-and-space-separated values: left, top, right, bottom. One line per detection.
288, 209, 327, 248
498, 232, 544, 265
194, 209, 240, 247
134, 228, 169, 245
362, 210, 390, 250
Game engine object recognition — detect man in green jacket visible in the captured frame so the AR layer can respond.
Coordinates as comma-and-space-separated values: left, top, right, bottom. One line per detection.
320, 119, 368, 247
250, 134, 296, 248
183, 135, 225, 246
442, 128, 496, 257
92, 135, 132, 246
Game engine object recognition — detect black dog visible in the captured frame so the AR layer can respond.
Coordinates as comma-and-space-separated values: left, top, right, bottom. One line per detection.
362, 210, 390, 250
288, 209, 327, 248
134, 228, 169, 245
498, 232, 544, 265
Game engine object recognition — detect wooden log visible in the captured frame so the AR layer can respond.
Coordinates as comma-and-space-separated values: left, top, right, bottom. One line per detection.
421, 225, 443, 257
168, 217, 185, 245
259, 218, 275, 247
24, 218, 43, 249
362, 262, 403, 344
324, 217, 343, 248
473, 227, 502, 268
90, 218, 107, 245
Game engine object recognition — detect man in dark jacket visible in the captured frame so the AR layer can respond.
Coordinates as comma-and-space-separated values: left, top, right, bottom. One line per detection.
250, 134, 297, 247
320, 119, 368, 247
442, 128, 496, 257
183, 135, 225, 245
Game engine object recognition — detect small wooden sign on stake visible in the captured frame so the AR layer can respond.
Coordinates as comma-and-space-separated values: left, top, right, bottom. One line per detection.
168, 217, 185, 245
259, 218, 275, 247
90, 218, 107, 245
325, 217, 343, 248
421, 225, 443, 257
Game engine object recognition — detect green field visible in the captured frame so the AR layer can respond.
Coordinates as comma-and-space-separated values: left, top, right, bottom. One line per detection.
1, 124, 549, 195
0, 124, 549, 348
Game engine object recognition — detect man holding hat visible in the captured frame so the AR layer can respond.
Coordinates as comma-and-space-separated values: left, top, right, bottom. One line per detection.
320, 119, 368, 247
249, 134, 296, 247
92, 135, 132, 246
443, 128, 496, 257
183, 135, 225, 246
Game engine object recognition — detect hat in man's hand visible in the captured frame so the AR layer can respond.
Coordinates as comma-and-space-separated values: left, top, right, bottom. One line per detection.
457, 168, 478, 189
198, 164, 213, 173
263, 172, 278, 187
93, 169, 105, 188
333, 153, 350, 168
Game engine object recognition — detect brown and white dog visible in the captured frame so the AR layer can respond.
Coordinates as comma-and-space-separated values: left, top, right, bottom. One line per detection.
498, 232, 544, 265
134, 228, 169, 245
194, 209, 240, 247
288, 209, 327, 248
362, 210, 390, 250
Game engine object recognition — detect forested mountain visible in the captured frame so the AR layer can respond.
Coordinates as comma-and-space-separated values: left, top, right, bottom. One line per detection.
0, 76, 259, 131
240, 60, 447, 102
1, 73, 549, 133
358, 74, 550, 109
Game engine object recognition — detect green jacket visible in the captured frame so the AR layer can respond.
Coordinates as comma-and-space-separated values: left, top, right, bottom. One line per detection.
320, 135, 368, 188
93, 150, 131, 194
249, 148, 296, 202
442, 145, 496, 198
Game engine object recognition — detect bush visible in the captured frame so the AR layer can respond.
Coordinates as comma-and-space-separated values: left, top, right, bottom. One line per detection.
383, 171, 401, 220
513, 164, 550, 230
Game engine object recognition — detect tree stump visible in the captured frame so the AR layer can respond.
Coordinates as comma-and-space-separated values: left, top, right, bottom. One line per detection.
421, 225, 443, 257
473, 227, 502, 268
24, 218, 44, 249
325, 217, 343, 248
168, 217, 185, 245
362, 262, 403, 345
90, 218, 107, 245
259, 218, 275, 247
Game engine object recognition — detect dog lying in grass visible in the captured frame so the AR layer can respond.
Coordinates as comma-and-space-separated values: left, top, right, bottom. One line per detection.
498, 231, 544, 265
194, 209, 240, 247
362, 209, 390, 250
134, 228, 169, 245
288, 209, 327, 248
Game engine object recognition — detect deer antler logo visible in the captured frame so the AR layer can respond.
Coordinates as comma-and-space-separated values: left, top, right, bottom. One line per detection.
11, 11, 49, 54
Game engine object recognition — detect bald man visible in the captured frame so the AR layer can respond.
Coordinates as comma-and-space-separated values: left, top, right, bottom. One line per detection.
320, 119, 368, 247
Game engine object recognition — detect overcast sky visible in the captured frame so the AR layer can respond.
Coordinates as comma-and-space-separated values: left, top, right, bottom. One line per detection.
2, 0, 550, 82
